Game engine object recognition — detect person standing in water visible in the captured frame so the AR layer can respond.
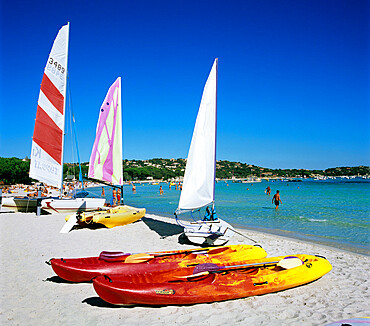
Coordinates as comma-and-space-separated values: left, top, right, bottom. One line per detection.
272, 190, 282, 209
112, 188, 117, 205
117, 189, 121, 204
265, 186, 271, 195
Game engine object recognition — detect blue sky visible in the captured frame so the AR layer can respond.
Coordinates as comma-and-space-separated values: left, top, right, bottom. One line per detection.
0, 0, 368, 170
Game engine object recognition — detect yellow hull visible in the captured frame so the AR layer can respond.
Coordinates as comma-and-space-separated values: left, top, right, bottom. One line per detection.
66, 205, 145, 228
92, 254, 332, 306
175, 244, 267, 268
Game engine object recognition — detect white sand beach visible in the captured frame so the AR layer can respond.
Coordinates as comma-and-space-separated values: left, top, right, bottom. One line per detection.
0, 211, 368, 326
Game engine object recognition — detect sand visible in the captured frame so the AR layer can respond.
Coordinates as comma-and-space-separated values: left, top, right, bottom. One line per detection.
0, 210, 368, 326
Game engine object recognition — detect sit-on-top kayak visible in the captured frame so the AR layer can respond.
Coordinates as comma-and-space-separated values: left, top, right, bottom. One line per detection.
64, 205, 146, 229
92, 254, 332, 306
48, 244, 267, 282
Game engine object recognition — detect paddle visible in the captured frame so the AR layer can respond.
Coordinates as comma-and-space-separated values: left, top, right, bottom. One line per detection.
59, 213, 78, 233
125, 246, 230, 263
99, 246, 229, 263
176, 256, 303, 279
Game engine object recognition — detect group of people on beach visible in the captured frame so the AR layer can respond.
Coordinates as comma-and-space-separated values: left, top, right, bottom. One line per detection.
265, 186, 282, 209
101, 187, 121, 206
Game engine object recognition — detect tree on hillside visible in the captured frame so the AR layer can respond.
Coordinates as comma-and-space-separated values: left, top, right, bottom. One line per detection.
0, 157, 33, 185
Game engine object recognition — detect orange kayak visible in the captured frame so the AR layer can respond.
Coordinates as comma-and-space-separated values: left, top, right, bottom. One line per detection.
93, 254, 332, 306
48, 244, 267, 282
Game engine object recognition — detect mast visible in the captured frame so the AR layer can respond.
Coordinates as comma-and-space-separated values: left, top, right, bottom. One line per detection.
60, 22, 70, 196
213, 58, 218, 207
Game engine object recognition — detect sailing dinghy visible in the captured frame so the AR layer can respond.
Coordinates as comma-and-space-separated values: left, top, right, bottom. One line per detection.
175, 59, 235, 246
60, 77, 145, 233
27, 23, 105, 214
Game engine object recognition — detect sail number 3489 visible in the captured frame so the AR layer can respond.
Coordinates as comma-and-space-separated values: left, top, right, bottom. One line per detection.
48, 57, 65, 74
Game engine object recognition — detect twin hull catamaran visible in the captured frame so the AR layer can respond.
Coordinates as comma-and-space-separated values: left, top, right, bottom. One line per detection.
175, 58, 235, 246
28, 23, 105, 213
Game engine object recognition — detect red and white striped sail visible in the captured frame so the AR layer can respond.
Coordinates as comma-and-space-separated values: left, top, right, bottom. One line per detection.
29, 23, 69, 188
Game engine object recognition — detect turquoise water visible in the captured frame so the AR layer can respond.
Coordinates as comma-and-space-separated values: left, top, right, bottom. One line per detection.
90, 179, 369, 255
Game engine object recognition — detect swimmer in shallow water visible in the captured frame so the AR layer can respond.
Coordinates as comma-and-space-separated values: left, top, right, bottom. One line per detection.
272, 190, 282, 209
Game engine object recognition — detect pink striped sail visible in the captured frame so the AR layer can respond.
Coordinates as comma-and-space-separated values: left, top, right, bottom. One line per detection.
29, 23, 69, 188
88, 77, 123, 185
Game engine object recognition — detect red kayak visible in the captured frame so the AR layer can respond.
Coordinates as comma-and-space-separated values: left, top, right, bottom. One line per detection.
93, 254, 332, 306
48, 244, 267, 282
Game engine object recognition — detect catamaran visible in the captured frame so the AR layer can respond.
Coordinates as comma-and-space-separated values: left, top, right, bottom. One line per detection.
175, 58, 235, 246
60, 77, 145, 233
28, 23, 105, 213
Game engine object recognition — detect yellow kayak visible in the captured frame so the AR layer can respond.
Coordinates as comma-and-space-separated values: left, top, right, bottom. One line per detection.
93, 254, 332, 306
65, 205, 145, 228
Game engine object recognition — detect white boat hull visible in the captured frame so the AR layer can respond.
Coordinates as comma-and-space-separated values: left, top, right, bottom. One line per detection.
184, 218, 234, 246
2, 197, 16, 207
2, 197, 39, 212
41, 198, 106, 213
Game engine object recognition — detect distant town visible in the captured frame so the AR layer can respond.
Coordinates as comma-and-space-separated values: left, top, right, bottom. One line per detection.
0, 157, 369, 185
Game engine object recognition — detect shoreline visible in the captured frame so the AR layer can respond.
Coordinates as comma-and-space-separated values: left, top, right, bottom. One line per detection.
229, 221, 370, 257
1, 210, 369, 325
3, 180, 369, 257
142, 210, 370, 257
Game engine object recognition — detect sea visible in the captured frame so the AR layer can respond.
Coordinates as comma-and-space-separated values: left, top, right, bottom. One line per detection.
89, 178, 369, 256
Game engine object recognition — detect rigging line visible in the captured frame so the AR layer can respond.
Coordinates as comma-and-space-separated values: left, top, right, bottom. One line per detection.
228, 228, 258, 244
63, 73, 73, 178
67, 75, 76, 180
67, 73, 84, 188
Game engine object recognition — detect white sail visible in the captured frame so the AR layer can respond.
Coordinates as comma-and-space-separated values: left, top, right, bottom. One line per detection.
29, 23, 69, 188
177, 58, 218, 212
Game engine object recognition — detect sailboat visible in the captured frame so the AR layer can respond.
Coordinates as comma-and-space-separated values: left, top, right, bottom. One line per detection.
60, 77, 145, 233
175, 58, 235, 246
27, 23, 105, 213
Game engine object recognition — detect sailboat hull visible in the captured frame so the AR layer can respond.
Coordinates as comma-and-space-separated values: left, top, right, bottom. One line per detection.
184, 218, 234, 246
2, 197, 38, 212
41, 197, 106, 213
3, 196, 57, 213
65, 205, 145, 229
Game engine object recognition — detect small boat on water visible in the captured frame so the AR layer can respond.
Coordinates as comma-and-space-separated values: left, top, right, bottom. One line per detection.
92, 254, 332, 306
241, 177, 262, 183
47, 244, 267, 282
